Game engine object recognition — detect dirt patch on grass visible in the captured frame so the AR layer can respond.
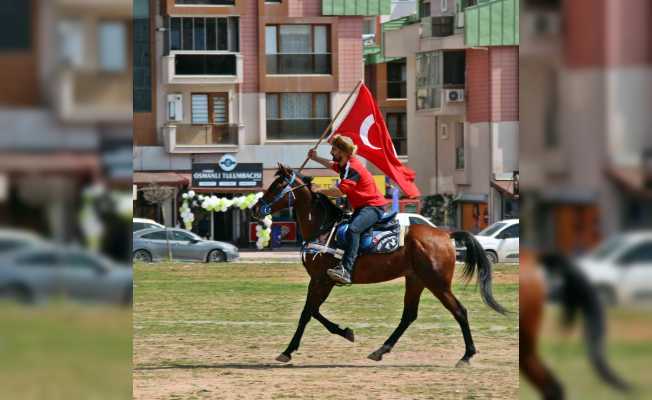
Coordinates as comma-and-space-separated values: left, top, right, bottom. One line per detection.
133, 262, 518, 399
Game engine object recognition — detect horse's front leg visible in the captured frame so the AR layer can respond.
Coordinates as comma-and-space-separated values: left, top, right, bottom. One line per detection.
276, 278, 334, 362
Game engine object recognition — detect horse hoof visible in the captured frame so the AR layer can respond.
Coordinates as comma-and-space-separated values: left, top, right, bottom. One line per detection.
276, 353, 291, 363
367, 351, 383, 362
344, 328, 355, 343
455, 359, 471, 368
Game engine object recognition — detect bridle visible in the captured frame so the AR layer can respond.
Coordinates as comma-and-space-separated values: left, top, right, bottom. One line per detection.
257, 172, 307, 217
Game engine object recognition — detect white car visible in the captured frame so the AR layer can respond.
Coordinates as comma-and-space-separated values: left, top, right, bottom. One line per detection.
133, 218, 165, 232
457, 219, 519, 264
576, 232, 652, 306
397, 213, 437, 228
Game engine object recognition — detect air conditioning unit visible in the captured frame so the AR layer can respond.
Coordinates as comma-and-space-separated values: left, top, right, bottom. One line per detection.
167, 94, 183, 122
456, 11, 465, 28
445, 89, 464, 103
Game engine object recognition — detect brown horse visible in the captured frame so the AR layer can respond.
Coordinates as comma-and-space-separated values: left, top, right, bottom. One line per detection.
520, 249, 630, 399
253, 164, 507, 365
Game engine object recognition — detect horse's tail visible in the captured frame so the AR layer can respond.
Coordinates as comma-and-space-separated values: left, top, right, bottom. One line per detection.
450, 231, 508, 315
539, 253, 631, 392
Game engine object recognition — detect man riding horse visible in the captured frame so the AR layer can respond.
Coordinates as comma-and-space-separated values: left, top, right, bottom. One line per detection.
308, 134, 388, 285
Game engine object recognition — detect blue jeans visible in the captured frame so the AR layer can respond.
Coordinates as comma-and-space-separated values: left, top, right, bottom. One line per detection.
341, 206, 384, 271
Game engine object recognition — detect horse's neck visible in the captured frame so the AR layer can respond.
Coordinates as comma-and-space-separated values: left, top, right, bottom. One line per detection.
293, 193, 328, 241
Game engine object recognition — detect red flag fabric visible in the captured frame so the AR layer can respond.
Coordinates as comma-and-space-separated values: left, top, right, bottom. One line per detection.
330, 83, 420, 198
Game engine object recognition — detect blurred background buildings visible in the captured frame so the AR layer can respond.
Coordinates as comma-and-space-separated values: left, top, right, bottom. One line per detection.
0, 0, 132, 261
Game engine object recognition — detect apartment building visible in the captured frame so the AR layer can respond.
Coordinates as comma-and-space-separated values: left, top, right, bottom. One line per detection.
0, 0, 132, 250
384, 0, 519, 231
521, 0, 652, 254
133, 0, 391, 244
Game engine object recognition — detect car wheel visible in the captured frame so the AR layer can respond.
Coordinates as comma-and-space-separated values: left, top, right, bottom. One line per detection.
0, 284, 34, 304
485, 251, 499, 264
133, 250, 152, 263
597, 286, 617, 306
208, 249, 226, 263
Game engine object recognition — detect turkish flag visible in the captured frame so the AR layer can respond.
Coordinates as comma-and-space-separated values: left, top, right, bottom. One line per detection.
330, 84, 420, 198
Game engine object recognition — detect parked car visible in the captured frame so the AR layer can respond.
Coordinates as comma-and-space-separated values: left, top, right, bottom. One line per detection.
397, 213, 437, 228
133, 228, 239, 263
456, 219, 520, 264
0, 245, 132, 305
0, 229, 45, 255
576, 232, 652, 306
133, 218, 165, 232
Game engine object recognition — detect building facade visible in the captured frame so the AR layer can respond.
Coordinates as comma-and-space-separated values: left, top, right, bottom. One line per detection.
384, 0, 519, 231
0, 0, 132, 259
521, 0, 652, 254
133, 0, 392, 244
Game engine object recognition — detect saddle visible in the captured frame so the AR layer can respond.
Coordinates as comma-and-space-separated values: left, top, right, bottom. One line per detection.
333, 211, 402, 254
303, 209, 405, 260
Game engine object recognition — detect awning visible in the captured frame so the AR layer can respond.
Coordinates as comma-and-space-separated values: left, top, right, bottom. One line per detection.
454, 193, 489, 203
491, 180, 520, 199
606, 167, 652, 199
0, 153, 100, 174
133, 172, 189, 187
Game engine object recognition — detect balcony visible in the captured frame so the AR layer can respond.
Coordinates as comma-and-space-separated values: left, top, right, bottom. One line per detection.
163, 53, 243, 85
164, 123, 239, 153
56, 68, 132, 123
266, 54, 331, 75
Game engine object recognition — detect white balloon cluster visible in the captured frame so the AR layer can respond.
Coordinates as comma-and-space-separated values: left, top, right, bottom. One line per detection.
255, 215, 273, 249
178, 190, 272, 249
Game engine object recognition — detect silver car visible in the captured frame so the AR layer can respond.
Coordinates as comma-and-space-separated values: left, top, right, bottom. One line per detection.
0, 245, 132, 305
132, 228, 239, 263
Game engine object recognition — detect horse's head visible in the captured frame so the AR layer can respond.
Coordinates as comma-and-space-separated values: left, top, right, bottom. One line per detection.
253, 163, 311, 220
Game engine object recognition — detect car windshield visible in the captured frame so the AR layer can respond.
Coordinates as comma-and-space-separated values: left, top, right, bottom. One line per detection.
588, 235, 626, 260
477, 222, 507, 237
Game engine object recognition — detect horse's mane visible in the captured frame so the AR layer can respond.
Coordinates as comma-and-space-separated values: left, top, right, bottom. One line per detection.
309, 192, 344, 239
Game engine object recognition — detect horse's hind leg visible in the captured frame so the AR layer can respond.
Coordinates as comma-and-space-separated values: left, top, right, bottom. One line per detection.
368, 274, 424, 361
314, 311, 355, 342
276, 278, 333, 362
431, 289, 477, 367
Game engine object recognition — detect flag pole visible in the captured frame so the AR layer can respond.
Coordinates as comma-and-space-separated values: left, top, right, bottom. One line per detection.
298, 80, 363, 173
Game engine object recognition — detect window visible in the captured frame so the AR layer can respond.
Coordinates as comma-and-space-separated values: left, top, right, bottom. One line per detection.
387, 60, 406, 99
98, 22, 127, 72
58, 20, 84, 68
416, 51, 465, 110
619, 243, 652, 265
266, 93, 330, 140
409, 217, 427, 225
142, 231, 170, 240
17, 252, 58, 267
191, 93, 229, 124
266, 24, 331, 74
441, 0, 448, 12
0, 0, 31, 50
173, 231, 195, 241
61, 252, 102, 270
169, 17, 239, 52
455, 122, 464, 169
419, 0, 431, 18
134, 0, 151, 112
175, 0, 235, 4
386, 113, 407, 156
499, 224, 519, 239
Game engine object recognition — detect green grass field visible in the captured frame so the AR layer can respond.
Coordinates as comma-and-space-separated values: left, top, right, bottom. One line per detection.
0, 302, 132, 400
134, 262, 519, 399
519, 306, 652, 400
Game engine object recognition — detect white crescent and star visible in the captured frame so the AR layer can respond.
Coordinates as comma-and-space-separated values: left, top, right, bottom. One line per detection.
359, 114, 382, 150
